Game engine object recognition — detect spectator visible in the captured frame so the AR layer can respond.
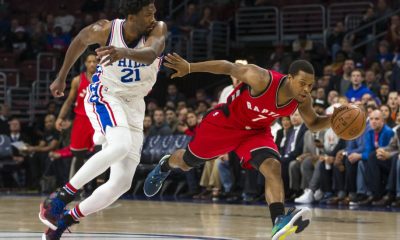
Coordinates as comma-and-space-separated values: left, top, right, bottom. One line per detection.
165, 108, 179, 134
377, 40, 394, 67
165, 84, 186, 105
292, 33, 313, 60
6, 26, 32, 62
353, 109, 394, 205
329, 58, 355, 95
346, 69, 375, 102
281, 110, 307, 199
148, 109, 172, 136
54, 4, 75, 33
183, 111, 198, 137
364, 69, 381, 96
380, 104, 396, 128
46, 25, 71, 53
387, 91, 399, 122
386, 14, 400, 47
327, 21, 346, 60
275, 117, 292, 154
176, 3, 200, 36
379, 83, 390, 103
25, 114, 60, 191
198, 6, 213, 29
143, 115, 153, 138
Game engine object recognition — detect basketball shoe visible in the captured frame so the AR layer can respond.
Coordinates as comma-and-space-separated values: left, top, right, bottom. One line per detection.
271, 207, 311, 240
42, 212, 78, 240
144, 155, 171, 197
39, 189, 75, 230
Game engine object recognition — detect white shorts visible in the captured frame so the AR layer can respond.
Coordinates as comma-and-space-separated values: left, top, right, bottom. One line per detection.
84, 82, 145, 145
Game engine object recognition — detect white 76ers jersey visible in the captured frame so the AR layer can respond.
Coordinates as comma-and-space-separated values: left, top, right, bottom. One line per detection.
92, 19, 162, 97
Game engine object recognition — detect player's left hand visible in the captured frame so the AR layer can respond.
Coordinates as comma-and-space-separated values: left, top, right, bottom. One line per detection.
163, 53, 190, 78
96, 46, 126, 66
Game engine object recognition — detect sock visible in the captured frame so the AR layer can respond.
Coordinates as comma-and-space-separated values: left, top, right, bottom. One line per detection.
62, 212, 78, 226
59, 183, 78, 204
69, 204, 85, 222
269, 202, 285, 225
160, 156, 172, 172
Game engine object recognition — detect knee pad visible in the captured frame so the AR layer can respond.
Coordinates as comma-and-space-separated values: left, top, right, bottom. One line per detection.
183, 148, 207, 168
248, 148, 281, 170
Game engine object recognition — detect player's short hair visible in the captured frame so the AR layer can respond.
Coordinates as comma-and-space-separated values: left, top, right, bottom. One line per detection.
288, 60, 314, 76
121, 0, 155, 17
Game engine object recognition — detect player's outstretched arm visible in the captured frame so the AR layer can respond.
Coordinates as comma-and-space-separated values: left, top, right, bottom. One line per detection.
50, 20, 110, 97
298, 95, 332, 131
96, 21, 168, 66
164, 53, 270, 94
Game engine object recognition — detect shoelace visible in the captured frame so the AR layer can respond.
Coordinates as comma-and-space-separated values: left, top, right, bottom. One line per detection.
149, 169, 169, 185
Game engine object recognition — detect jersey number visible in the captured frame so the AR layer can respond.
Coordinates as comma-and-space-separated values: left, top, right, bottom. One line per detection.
252, 114, 267, 122
121, 68, 141, 83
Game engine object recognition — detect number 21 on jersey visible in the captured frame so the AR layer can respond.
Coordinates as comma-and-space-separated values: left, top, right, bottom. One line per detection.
121, 68, 141, 83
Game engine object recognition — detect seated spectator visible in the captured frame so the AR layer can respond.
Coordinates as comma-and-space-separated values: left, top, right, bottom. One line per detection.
24, 114, 60, 192
5, 26, 32, 62
352, 109, 394, 206
386, 14, 400, 49
346, 69, 375, 102
46, 25, 71, 53
143, 115, 153, 138
165, 108, 179, 134
387, 91, 399, 123
54, 4, 75, 33
292, 33, 313, 60
365, 69, 381, 96
327, 21, 346, 60
275, 117, 292, 154
329, 59, 355, 95
165, 84, 186, 105
377, 40, 394, 67
197, 6, 213, 29
380, 104, 396, 128
148, 108, 172, 136
175, 3, 200, 36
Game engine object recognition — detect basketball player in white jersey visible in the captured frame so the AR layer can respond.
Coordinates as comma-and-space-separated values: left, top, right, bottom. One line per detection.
39, 1, 167, 239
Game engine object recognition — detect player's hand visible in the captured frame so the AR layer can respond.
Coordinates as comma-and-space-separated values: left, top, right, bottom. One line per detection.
163, 53, 190, 78
50, 77, 66, 97
55, 118, 64, 131
96, 46, 126, 66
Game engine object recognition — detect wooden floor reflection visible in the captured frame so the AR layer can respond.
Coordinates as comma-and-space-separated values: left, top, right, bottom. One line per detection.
0, 196, 399, 239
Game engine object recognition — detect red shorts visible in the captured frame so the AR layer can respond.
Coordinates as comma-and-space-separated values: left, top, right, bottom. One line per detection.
187, 109, 280, 169
70, 114, 95, 151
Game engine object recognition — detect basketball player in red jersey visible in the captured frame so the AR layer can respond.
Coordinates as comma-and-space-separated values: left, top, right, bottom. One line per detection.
144, 53, 335, 240
55, 53, 96, 174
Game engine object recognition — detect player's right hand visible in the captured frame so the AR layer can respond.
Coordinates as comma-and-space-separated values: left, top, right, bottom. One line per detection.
50, 78, 66, 97
163, 53, 190, 78
55, 118, 64, 131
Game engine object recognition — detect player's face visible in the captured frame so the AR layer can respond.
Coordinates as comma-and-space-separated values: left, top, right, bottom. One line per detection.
136, 4, 156, 34
85, 55, 98, 74
290, 71, 314, 103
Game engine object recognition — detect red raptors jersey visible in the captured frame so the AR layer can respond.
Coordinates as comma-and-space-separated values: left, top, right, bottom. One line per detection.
226, 70, 298, 130
74, 72, 90, 116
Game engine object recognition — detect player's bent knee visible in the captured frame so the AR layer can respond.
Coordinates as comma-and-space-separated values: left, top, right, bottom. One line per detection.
183, 149, 207, 168
249, 148, 281, 170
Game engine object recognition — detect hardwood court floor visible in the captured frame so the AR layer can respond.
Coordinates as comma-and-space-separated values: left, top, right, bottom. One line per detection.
0, 196, 399, 239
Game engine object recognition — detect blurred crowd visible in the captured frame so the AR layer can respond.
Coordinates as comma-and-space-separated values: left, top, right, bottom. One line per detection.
0, 0, 400, 208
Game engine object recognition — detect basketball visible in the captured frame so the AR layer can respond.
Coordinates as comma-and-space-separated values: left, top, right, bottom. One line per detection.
331, 104, 367, 140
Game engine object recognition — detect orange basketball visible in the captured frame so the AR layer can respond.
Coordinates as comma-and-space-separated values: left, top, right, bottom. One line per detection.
331, 104, 367, 140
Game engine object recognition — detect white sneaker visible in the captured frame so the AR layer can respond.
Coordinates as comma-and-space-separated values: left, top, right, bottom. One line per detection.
295, 189, 314, 204
314, 189, 324, 201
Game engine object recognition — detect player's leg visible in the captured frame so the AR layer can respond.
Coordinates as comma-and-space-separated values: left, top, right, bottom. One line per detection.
237, 133, 311, 240
253, 154, 311, 240
42, 129, 141, 240
39, 84, 130, 229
